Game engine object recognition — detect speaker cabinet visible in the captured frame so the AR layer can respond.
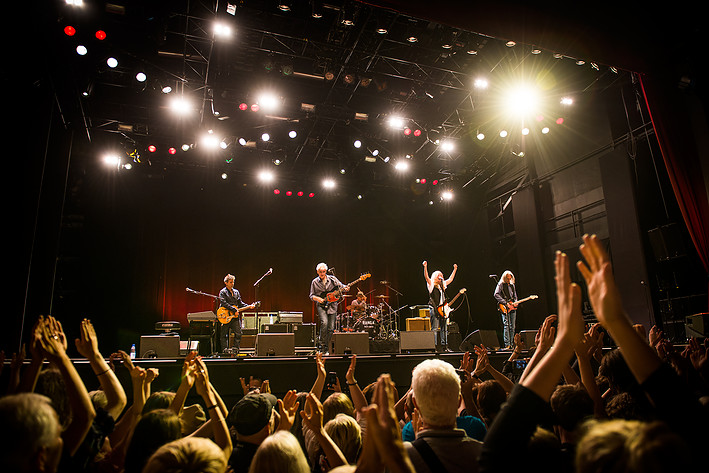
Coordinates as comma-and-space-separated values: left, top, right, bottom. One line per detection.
400, 331, 436, 352
139, 335, 180, 358
179, 340, 199, 356
331, 332, 370, 354
520, 330, 538, 349
459, 329, 500, 351
241, 335, 257, 349
256, 333, 295, 356
686, 313, 708, 338
262, 323, 289, 333
294, 323, 316, 347
406, 317, 431, 331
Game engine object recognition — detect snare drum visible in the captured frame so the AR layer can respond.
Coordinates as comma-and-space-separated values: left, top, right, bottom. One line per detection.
367, 305, 380, 318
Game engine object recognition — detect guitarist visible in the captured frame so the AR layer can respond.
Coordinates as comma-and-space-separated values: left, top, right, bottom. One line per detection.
218, 273, 254, 354
309, 262, 349, 354
423, 261, 458, 352
494, 270, 518, 349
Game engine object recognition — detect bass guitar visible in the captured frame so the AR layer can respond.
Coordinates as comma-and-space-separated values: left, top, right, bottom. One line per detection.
319, 273, 371, 308
497, 295, 538, 314
437, 288, 467, 318
216, 301, 261, 324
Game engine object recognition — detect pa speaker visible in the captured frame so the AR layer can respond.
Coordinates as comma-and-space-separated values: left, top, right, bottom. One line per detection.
256, 333, 295, 356
331, 332, 370, 354
459, 329, 500, 351
400, 331, 436, 352
686, 313, 708, 338
294, 323, 316, 347
140, 335, 180, 358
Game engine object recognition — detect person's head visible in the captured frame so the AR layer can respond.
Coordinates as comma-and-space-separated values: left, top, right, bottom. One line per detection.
143, 391, 176, 415
0, 393, 64, 473
476, 380, 507, 427
124, 408, 182, 473
89, 389, 108, 412
356, 291, 365, 301
228, 393, 278, 443
599, 348, 638, 396
322, 392, 355, 424
180, 404, 207, 436
248, 430, 310, 473
411, 359, 460, 428
501, 271, 515, 284
224, 274, 235, 288
324, 413, 362, 464
35, 368, 71, 429
551, 384, 595, 434
576, 419, 690, 473
142, 437, 227, 473
431, 270, 444, 287
316, 263, 328, 278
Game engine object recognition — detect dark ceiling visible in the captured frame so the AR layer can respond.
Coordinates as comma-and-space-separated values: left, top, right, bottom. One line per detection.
43, 0, 637, 196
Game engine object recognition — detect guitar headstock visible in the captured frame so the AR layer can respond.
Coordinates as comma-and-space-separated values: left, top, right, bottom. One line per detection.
530, 295, 538, 299
460, 288, 467, 293
253, 301, 261, 308
359, 273, 371, 281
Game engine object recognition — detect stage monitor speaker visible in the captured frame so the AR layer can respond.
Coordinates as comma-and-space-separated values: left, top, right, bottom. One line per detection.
294, 323, 316, 347
685, 313, 708, 338
179, 340, 199, 356
459, 330, 500, 351
256, 333, 295, 356
520, 330, 538, 349
241, 335, 257, 349
400, 331, 436, 352
332, 332, 370, 354
140, 335, 180, 358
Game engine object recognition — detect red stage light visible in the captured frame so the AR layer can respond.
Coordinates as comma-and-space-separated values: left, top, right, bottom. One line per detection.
404, 127, 411, 135
239, 103, 248, 111
273, 189, 281, 195
95, 30, 107, 40
168, 147, 177, 155
556, 117, 564, 125
297, 191, 304, 197
147, 145, 157, 153
432, 179, 439, 185
251, 104, 260, 112
64, 26, 76, 36
286, 190, 293, 196
413, 129, 422, 137
420, 178, 427, 184
309, 192, 315, 198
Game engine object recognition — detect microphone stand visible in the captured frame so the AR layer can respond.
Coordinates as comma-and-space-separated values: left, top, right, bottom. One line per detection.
381, 283, 403, 338
185, 287, 220, 356
253, 268, 273, 332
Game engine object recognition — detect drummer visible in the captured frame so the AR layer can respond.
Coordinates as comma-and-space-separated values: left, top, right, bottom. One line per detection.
350, 290, 367, 318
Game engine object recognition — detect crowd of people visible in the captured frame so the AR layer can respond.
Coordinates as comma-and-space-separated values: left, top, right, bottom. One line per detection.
1, 234, 708, 473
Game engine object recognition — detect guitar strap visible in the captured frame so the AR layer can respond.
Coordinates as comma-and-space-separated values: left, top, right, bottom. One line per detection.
412, 437, 449, 473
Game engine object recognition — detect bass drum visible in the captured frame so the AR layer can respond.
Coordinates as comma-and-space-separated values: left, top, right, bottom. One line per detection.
353, 316, 380, 338
366, 305, 380, 318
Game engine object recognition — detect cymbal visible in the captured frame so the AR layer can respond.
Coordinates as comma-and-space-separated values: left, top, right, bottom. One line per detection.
342, 294, 354, 298
376, 295, 389, 298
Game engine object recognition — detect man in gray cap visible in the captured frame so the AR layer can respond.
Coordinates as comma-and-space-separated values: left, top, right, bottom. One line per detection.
227, 393, 278, 473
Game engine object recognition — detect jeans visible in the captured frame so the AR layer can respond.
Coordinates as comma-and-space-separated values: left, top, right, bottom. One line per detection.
501, 310, 516, 348
430, 307, 448, 347
317, 306, 336, 352
220, 317, 242, 352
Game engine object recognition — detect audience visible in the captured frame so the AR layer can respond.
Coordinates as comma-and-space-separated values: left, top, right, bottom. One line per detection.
2, 235, 708, 473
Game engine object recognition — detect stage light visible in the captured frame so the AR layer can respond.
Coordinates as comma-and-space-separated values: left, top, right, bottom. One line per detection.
273, 159, 282, 165
394, 161, 409, 171
162, 85, 172, 94
371, 149, 379, 156
542, 127, 550, 134
220, 140, 228, 149
504, 85, 540, 117
311, 1, 323, 18
413, 129, 422, 137
147, 145, 157, 153
136, 72, 147, 82
259, 171, 274, 182
476, 132, 485, 140
556, 117, 564, 125
251, 103, 260, 112
213, 22, 232, 38
440, 140, 455, 153
76, 45, 88, 55
286, 191, 293, 196
297, 191, 304, 197
343, 73, 355, 84
273, 189, 281, 195
103, 153, 121, 166
257, 93, 279, 111
277, 2, 292, 12
239, 103, 248, 111
353, 139, 362, 148
340, 168, 346, 174
65, 0, 84, 6
560, 97, 573, 105
522, 127, 530, 136
64, 25, 76, 36
474, 78, 489, 89
289, 130, 297, 138
441, 191, 454, 201
364, 156, 376, 163
170, 96, 192, 115
309, 192, 315, 198
500, 130, 508, 138
432, 179, 439, 185
181, 144, 191, 151
221, 173, 228, 180
324, 71, 335, 81
238, 137, 248, 146
407, 36, 418, 43
388, 116, 404, 129
168, 147, 177, 155
106, 57, 118, 68
261, 133, 270, 142
357, 194, 363, 199
95, 30, 107, 40
323, 179, 335, 189
506, 40, 516, 47
404, 127, 411, 136
201, 131, 220, 149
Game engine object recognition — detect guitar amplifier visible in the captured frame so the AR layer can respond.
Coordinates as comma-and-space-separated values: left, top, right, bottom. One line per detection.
294, 323, 316, 347
279, 312, 303, 324
242, 314, 258, 330
262, 323, 289, 333
256, 333, 295, 356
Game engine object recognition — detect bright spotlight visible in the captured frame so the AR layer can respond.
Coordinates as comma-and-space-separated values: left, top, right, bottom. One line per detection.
441, 191, 454, 201
440, 140, 455, 153
201, 130, 220, 149
76, 45, 88, 55
394, 161, 409, 171
353, 139, 362, 148
340, 168, 346, 174
476, 132, 485, 140
106, 57, 118, 68
213, 22, 232, 38
103, 154, 121, 166
181, 144, 191, 151
238, 137, 248, 146
474, 78, 489, 89
257, 93, 280, 111
288, 130, 297, 138
541, 127, 550, 134
221, 173, 228, 180
261, 133, 270, 142
521, 127, 530, 136
259, 171, 275, 182
388, 116, 404, 129
504, 85, 540, 117
170, 96, 192, 115
322, 179, 336, 189
560, 97, 574, 105
135, 72, 147, 82
161, 85, 173, 94
500, 130, 508, 138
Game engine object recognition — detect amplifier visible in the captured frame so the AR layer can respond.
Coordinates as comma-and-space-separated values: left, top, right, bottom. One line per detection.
262, 323, 289, 333
400, 331, 436, 352
279, 311, 303, 324
256, 333, 295, 356
331, 332, 370, 355
294, 323, 316, 347
139, 335, 180, 358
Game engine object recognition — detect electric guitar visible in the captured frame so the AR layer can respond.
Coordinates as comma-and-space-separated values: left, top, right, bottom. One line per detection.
216, 301, 261, 324
437, 288, 467, 318
319, 273, 371, 308
497, 295, 538, 314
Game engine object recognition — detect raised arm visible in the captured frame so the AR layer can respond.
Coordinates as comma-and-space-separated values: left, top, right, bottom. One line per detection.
444, 263, 458, 287
310, 352, 327, 399
300, 392, 348, 469
194, 356, 232, 459
345, 355, 368, 418
422, 261, 431, 286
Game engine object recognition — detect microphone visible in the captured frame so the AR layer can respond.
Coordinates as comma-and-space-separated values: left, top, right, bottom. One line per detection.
327, 267, 335, 274
268, 268, 273, 274
489, 274, 498, 279
380, 280, 389, 285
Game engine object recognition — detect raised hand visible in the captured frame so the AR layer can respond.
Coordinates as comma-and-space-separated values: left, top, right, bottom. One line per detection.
75, 318, 100, 359
537, 314, 558, 353
300, 392, 325, 435
277, 390, 300, 432
554, 250, 584, 347
345, 354, 357, 385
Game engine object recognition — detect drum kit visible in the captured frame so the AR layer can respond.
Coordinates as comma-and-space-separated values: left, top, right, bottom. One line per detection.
338, 294, 399, 340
